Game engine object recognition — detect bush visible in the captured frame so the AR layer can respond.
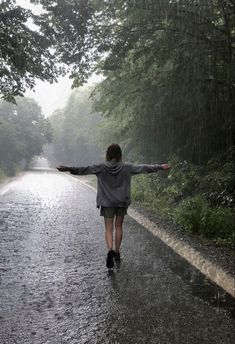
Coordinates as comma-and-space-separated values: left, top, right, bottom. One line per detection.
132, 174, 173, 216
131, 155, 235, 247
200, 160, 235, 207
174, 196, 235, 244
174, 196, 206, 234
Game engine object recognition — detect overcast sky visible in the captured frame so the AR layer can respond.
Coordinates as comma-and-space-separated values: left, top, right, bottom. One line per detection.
25, 76, 73, 117
25, 75, 103, 117
17, 0, 103, 117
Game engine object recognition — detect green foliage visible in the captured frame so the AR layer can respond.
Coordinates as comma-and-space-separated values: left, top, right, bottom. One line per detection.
0, 97, 52, 175
166, 154, 235, 208
167, 156, 201, 199
131, 155, 235, 246
0, 0, 94, 101
1, 1, 234, 164
92, 0, 235, 165
200, 153, 235, 207
174, 197, 208, 234
0, 1, 57, 101
47, 87, 102, 166
174, 196, 235, 244
132, 173, 173, 218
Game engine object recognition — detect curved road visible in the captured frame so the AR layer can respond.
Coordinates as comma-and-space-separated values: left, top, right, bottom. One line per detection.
0, 169, 234, 344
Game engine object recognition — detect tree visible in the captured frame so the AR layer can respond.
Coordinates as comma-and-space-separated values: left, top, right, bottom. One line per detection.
91, 0, 235, 164
0, 0, 93, 101
1, 0, 234, 164
47, 86, 102, 166
0, 97, 52, 175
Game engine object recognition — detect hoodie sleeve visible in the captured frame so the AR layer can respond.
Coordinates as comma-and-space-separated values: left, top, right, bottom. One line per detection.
68, 164, 102, 175
128, 163, 163, 175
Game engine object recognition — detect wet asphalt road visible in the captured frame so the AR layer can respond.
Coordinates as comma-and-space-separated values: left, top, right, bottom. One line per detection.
0, 169, 234, 344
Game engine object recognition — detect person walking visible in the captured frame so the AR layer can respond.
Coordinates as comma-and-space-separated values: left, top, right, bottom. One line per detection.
57, 143, 171, 269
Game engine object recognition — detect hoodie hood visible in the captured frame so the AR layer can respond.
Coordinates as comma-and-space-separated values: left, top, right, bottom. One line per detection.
104, 159, 124, 176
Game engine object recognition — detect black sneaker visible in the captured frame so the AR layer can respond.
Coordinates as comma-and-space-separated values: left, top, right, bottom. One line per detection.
114, 252, 121, 262
106, 250, 115, 268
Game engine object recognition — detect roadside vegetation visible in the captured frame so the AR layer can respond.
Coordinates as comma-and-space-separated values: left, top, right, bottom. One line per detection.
132, 153, 235, 247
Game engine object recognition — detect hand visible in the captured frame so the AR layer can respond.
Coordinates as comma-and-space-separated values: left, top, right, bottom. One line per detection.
161, 164, 171, 170
57, 165, 69, 172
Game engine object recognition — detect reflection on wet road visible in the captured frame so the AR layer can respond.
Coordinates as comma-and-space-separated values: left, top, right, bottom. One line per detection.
0, 170, 234, 344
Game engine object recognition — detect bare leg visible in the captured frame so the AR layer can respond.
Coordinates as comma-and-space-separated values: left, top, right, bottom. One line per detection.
104, 218, 114, 251
114, 215, 124, 253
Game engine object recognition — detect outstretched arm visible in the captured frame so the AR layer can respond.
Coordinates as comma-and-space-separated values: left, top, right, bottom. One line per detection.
56, 164, 102, 175
129, 163, 171, 175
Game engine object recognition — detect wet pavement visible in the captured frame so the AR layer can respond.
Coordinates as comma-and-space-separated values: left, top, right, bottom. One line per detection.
0, 169, 234, 344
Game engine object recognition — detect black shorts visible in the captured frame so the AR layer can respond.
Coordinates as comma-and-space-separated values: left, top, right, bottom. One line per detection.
100, 207, 127, 218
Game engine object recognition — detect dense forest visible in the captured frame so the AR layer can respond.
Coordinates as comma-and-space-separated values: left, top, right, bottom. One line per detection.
1, 0, 234, 244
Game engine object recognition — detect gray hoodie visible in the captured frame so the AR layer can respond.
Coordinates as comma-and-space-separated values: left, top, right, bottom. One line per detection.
69, 160, 163, 208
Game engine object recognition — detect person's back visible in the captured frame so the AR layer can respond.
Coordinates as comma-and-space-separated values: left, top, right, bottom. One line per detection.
97, 160, 131, 208
57, 143, 171, 269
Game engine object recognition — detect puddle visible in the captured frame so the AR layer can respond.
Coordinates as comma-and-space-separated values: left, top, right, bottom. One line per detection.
167, 253, 235, 319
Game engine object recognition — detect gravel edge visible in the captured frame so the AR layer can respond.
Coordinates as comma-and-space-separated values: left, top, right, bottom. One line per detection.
131, 202, 235, 277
